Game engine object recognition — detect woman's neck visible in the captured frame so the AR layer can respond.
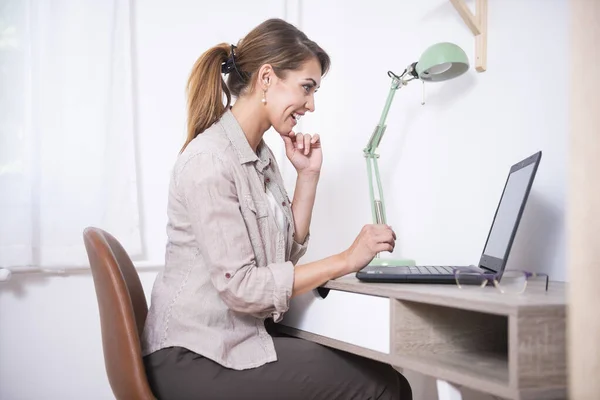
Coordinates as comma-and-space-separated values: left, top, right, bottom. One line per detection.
231, 96, 271, 152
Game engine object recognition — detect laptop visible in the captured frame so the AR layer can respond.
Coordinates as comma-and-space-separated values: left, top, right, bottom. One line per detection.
356, 151, 542, 284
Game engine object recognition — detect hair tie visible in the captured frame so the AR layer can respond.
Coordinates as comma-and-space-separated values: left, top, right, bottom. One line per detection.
221, 44, 245, 80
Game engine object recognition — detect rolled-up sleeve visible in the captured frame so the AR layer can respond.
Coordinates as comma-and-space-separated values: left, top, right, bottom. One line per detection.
289, 233, 309, 265
177, 152, 294, 320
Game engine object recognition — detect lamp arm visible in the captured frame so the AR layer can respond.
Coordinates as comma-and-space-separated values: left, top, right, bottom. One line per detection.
372, 154, 386, 223
365, 154, 378, 224
364, 80, 402, 155
365, 153, 388, 225
363, 71, 408, 226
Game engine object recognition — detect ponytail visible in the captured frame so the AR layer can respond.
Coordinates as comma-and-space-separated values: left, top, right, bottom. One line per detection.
181, 43, 232, 153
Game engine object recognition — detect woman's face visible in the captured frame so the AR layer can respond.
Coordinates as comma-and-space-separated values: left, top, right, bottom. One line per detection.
264, 58, 322, 136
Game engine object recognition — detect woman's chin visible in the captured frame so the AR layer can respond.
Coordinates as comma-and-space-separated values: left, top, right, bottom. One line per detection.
273, 125, 292, 137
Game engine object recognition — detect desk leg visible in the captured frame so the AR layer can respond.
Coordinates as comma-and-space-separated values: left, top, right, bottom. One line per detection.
436, 380, 463, 400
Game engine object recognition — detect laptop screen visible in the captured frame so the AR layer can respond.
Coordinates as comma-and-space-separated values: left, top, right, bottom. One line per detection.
479, 152, 541, 273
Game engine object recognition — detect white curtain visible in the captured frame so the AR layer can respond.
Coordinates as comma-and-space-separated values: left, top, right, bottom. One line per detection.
0, 0, 142, 269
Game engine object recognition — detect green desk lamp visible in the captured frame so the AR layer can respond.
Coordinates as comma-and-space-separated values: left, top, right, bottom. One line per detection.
364, 42, 469, 267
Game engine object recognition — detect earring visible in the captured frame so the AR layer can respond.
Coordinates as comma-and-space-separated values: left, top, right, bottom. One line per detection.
261, 90, 267, 104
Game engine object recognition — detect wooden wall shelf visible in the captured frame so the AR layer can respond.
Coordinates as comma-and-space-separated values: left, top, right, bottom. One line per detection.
450, 0, 488, 72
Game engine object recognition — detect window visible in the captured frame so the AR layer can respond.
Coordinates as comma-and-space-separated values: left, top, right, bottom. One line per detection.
0, 0, 142, 269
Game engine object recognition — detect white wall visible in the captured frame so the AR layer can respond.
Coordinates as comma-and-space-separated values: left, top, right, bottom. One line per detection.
140, 0, 569, 281
297, 0, 567, 283
0, 0, 568, 399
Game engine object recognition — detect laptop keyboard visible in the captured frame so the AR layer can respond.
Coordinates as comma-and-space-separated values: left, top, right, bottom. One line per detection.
367, 265, 456, 275
407, 265, 455, 275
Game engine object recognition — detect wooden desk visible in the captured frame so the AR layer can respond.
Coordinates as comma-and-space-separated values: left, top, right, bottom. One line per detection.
278, 276, 566, 400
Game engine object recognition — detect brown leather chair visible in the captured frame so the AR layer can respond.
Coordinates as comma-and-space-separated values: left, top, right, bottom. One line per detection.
83, 227, 155, 400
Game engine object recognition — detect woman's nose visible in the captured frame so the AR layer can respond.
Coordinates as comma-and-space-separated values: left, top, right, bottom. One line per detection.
305, 95, 315, 112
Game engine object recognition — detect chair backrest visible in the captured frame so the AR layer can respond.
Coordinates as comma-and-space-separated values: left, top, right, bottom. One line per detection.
83, 227, 155, 400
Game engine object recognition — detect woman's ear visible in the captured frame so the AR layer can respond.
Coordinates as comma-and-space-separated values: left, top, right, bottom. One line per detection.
257, 64, 273, 90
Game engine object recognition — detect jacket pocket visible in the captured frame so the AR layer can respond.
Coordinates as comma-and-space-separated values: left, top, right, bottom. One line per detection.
245, 195, 269, 218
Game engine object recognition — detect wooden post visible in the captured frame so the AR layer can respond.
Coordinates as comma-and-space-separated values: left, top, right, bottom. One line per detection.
569, 1, 600, 399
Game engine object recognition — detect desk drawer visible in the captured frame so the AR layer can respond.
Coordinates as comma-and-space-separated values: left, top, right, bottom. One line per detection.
280, 288, 390, 354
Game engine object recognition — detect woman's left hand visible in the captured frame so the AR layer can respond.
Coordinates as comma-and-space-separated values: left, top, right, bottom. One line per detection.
282, 131, 322, 175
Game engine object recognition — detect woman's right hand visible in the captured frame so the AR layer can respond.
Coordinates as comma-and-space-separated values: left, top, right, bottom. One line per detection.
342, 224, 396, 273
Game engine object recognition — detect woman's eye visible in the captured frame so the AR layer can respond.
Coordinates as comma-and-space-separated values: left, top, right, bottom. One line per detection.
302, 84, 312, 93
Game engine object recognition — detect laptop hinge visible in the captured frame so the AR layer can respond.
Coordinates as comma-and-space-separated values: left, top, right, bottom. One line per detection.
479, 265, 496, 273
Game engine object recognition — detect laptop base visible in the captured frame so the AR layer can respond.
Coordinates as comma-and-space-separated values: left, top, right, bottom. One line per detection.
356, 265, 463, 284
368, 257, 416, 268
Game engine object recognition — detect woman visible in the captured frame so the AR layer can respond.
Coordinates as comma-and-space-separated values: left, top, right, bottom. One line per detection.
142, 18, 412, 400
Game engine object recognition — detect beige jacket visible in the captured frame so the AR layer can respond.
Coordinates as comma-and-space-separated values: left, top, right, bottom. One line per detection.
141, 110, 308, 370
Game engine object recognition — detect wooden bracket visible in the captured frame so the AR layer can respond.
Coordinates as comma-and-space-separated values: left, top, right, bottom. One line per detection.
450, 0, 488, 72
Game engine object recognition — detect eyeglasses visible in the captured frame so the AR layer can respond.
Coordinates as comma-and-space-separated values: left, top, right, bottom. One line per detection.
454, 269, 549, 294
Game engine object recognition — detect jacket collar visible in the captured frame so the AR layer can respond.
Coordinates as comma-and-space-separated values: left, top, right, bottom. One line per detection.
220, 109, 272, 173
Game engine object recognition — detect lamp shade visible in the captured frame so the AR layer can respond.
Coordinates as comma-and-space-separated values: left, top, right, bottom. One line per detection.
415, 42, 469, 82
